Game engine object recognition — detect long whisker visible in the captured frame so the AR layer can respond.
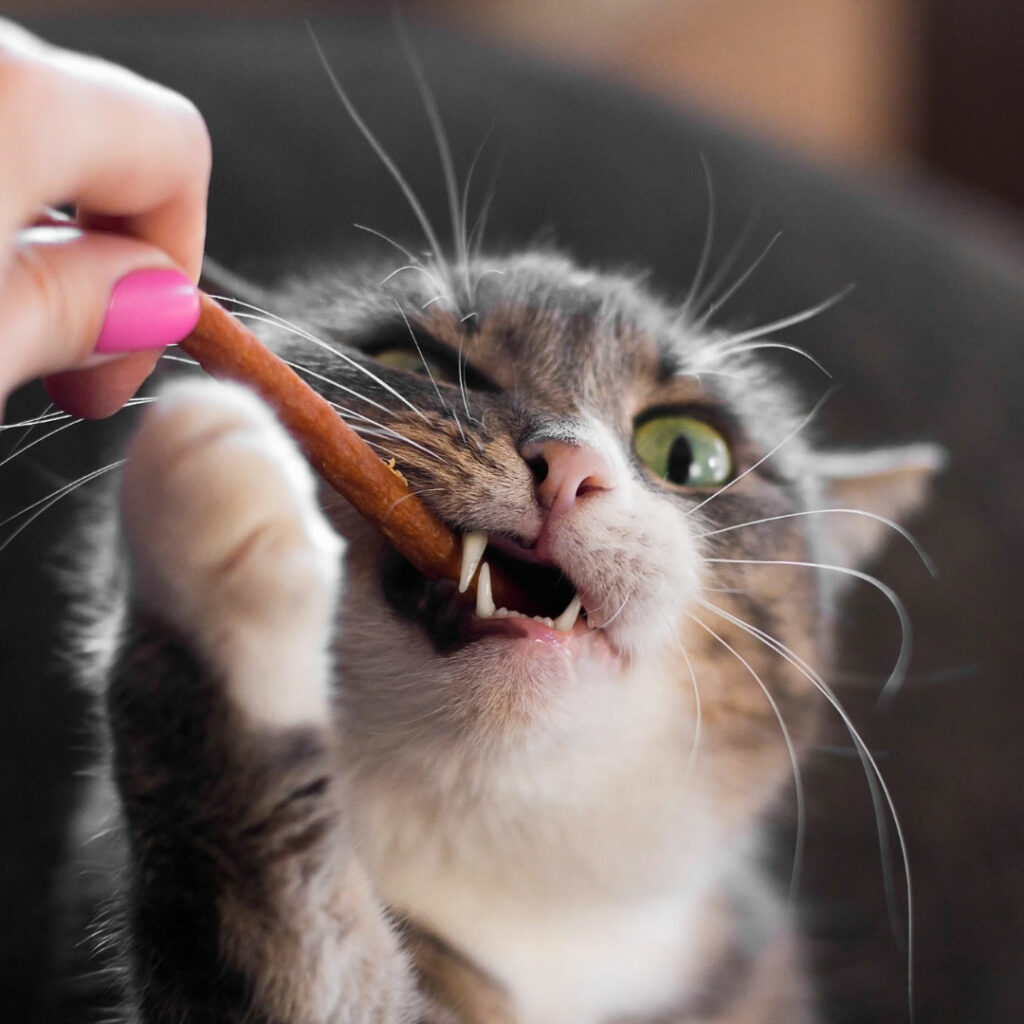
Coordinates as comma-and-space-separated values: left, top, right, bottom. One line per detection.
662, 612, 703, 788
704, 555, 913, 699
468, 187, 497, 265
713, 340, 832, 379
332, 407, 446, 463
682, 154, 716, 313
695, 230, 781, 329
686, 388, 834, 517
460, 122, 496, 304
379, 264, 451, 299
305, 24, 453, 306
0, 397, 155, 470
225, 309, 432, 424
393, 300, 468, 446
697, 596, 914, 1015
2, 412, 74, 465
0, 459, 125, 553
278, 358, 392, 415
394, 13, 469, 301
1, 408, 69, 431
687, 610, 805, 904
392, 301, 449, 410
353, 223, 420, 265
721, 285, 854, 347
686, 211, 761, 320
698, 508, 938, 577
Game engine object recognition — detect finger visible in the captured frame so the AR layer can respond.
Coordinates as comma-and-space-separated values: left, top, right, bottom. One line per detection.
43, 351, 163, 420
0, 23, 210, 278
0, 225, 199, 412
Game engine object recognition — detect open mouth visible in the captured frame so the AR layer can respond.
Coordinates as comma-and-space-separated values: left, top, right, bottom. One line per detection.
380, 530, 587, 651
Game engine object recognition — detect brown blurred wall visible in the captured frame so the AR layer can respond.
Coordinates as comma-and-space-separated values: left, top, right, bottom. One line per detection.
429, 0, 923, 171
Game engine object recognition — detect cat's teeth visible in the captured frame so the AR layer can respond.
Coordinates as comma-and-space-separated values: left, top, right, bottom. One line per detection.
475, 562, 496, 617
553, 593, 583, 633
459, 531, 489, 594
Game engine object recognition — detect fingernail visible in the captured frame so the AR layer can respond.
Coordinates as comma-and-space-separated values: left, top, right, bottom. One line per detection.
94, 269, 200, 354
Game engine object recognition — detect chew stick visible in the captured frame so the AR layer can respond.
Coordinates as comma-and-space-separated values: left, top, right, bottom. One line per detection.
178, 293, 526, 611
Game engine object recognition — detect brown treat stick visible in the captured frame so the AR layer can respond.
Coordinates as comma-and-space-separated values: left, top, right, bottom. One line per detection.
178, 292, 530, 612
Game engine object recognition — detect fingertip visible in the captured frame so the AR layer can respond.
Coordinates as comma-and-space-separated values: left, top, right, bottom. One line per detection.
43, 349, 162, 419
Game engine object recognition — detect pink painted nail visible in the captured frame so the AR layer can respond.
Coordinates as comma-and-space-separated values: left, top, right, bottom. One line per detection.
94, 268, 200, 354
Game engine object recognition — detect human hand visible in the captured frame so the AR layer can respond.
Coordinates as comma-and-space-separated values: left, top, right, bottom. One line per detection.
0, 19, 211, 420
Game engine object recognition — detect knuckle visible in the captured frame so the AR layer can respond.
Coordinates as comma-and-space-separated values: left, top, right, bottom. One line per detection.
0, 51, 47, 126
167, 92, 213, 181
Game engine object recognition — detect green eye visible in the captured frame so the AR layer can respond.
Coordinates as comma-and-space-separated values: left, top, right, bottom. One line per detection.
372, 347, 453, 383
634, 414, 734, 488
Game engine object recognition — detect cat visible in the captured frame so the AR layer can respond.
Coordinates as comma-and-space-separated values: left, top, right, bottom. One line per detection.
49, 237, 942, 1023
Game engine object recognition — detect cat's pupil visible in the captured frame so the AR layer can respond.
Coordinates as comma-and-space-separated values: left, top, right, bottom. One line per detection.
667, 437, 695, 485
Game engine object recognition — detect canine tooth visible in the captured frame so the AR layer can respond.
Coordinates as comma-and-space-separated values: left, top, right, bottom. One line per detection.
459, 531, 489, 593
475, 562, 496, 617
553, 594, 583, 633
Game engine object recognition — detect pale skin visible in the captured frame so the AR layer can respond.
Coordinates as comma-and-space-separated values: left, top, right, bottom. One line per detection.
0, 19, 210, 420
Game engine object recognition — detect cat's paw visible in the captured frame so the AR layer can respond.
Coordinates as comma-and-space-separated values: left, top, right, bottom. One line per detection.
121, 380, 342, 727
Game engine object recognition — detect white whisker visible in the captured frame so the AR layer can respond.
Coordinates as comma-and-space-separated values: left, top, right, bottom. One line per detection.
686, 212, 762, 319
687, 610, 805, 904
0, 460, 125, 553
394, 14, 470, 301
714, 340, 832, 379
704, 556, 913, 699
722, 285, 854, 347
663, 613, 703, 787
392, 300, 455, 418
305, 24, 454, 305
460, 123, 496, 304
379, 264, 450, 299
687, 388, 834, 517
696, 230, 780, 329
225, 309, 432, 424
353, 223, 420, 265
0, 397, 154, 470
0, 404, 68, 433
698, 596, 914, 1015
337, 412, 446, 464
280, 359, 391, 415
682, 154, 716, 313
699, 507, 938, 577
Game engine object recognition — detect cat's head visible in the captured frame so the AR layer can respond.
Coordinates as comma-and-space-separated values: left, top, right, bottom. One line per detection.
243, 249, 939, 825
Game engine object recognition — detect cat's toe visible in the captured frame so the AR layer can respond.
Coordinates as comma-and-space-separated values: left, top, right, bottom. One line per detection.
121, 379, 342, 726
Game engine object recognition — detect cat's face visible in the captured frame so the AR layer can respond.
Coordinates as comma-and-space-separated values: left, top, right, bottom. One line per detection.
254, 249, 883, 834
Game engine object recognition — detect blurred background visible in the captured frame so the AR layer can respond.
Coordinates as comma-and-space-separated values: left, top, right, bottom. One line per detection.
17, 0, 1024, 243
4, 3, 1023, 1023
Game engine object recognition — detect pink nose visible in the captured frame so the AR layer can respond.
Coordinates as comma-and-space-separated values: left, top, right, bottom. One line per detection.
521, 438, 617, 522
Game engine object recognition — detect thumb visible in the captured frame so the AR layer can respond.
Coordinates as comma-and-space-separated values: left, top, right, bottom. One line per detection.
1, 225, 200, 417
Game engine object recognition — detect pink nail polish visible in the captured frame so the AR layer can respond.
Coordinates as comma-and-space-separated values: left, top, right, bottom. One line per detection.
94, 269, 200, 354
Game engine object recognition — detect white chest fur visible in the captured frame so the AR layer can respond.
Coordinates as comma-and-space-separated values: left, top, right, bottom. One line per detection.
405, 878, 710, 1024
345, 651, 753, 1022
349, 696, 739, 1021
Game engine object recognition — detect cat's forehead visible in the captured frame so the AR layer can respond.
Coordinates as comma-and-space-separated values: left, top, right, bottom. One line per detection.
307, 251, 808, 438
381, 253, 713, 377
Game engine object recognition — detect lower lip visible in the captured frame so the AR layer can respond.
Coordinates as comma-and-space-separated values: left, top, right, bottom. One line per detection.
464, 612, 593, 647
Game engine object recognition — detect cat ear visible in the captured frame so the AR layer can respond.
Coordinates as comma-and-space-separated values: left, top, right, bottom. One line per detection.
808, 443, 946, 568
